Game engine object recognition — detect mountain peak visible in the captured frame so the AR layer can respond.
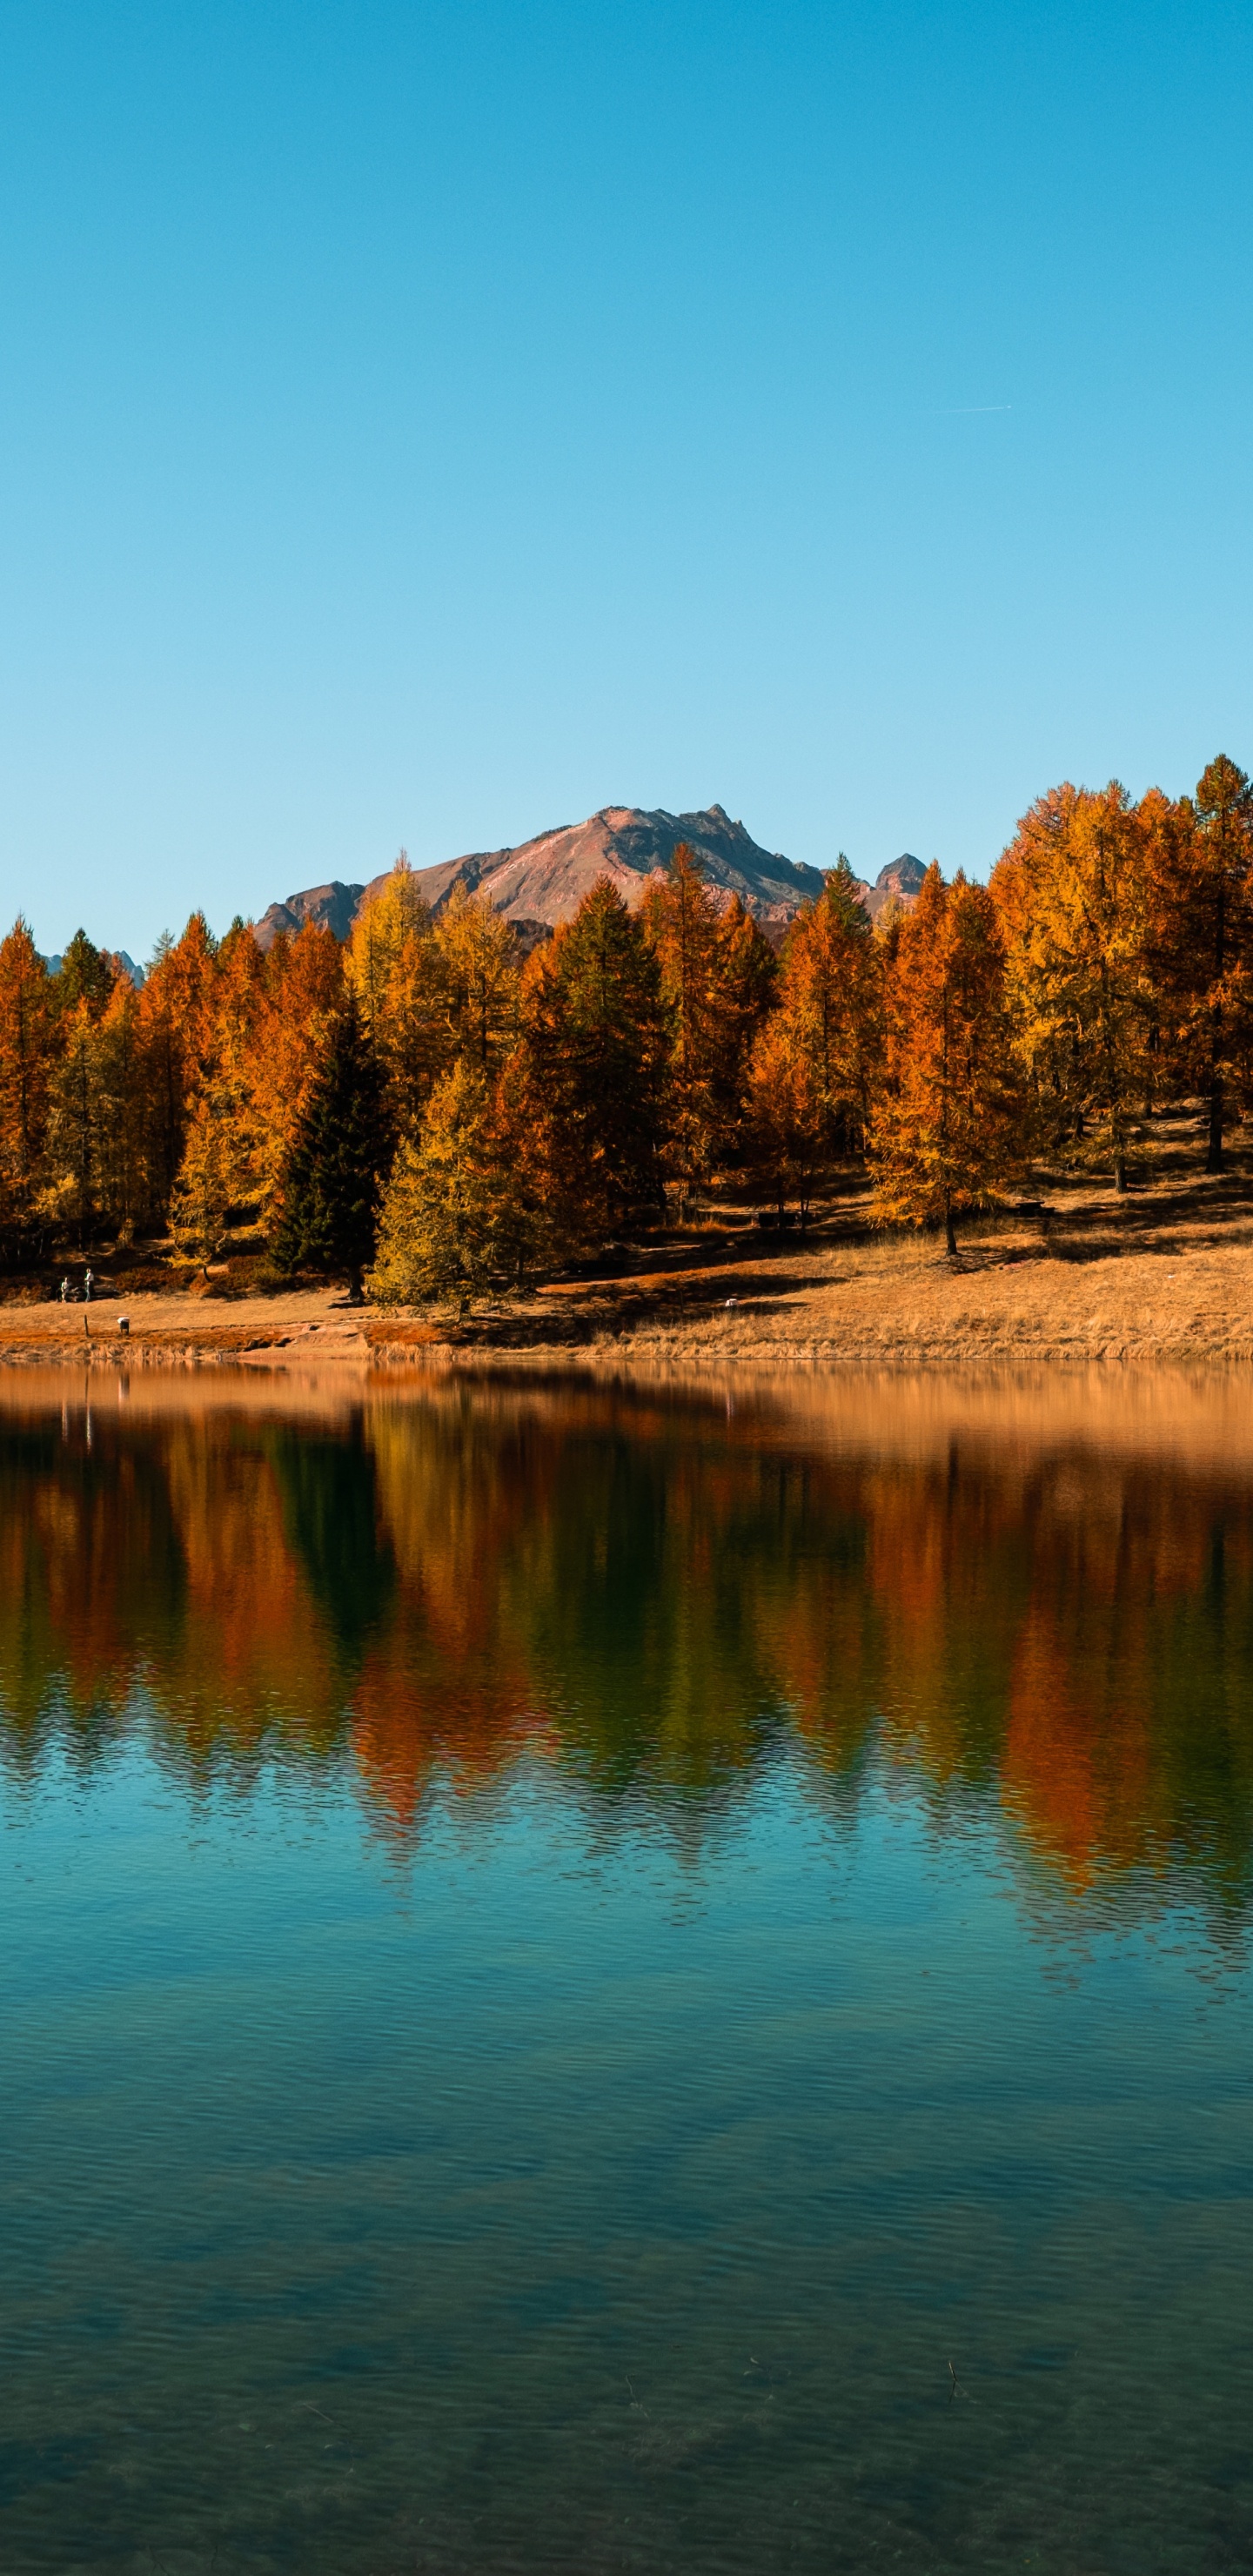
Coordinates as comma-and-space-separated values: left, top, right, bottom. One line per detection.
871, 854, 928, 906
253, 808, 925, 952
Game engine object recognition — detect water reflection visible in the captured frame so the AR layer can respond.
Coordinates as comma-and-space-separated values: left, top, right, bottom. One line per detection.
2, 1367, 1253, 1919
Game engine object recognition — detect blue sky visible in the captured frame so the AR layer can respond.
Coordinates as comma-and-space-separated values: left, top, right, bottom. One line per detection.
1, 0, 1250, 959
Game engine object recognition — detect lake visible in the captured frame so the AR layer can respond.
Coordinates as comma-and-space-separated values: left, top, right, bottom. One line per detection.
2, 1364, 1251, 2574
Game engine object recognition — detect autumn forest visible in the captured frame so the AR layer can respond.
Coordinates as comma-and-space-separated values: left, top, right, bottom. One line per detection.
1, 755, 1251, 1298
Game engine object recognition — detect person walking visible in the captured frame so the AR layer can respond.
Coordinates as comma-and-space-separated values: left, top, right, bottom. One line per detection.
84, 1268, 93, 1304
59, 1277, 70, 1304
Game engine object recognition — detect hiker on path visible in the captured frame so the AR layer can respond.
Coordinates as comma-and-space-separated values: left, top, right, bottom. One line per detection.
84, 1269, 93, 1304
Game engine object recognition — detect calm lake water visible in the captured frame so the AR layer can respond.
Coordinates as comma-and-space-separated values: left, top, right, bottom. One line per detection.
2, 1365, 1252, 2575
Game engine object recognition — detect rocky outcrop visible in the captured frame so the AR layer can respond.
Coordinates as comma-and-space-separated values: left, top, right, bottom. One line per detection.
253, 880, 366, 953
864, 855, 927, 916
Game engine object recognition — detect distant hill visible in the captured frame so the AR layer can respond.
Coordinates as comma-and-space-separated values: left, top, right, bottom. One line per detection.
41, 948, 144, 988
253, 805, 925, 951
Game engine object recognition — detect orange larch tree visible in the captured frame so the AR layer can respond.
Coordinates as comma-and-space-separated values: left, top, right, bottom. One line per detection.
643, 843, 727, 1196
251, 922, 345, 1234
1145, 755, 1253, 1171
136, 913, 221, 1217
771, 855, 883, 1163
0, 919, 57, 1252
871, 865, 1026, 1253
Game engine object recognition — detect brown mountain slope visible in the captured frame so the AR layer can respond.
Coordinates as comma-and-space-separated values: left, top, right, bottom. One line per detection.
253, 805, 923, 949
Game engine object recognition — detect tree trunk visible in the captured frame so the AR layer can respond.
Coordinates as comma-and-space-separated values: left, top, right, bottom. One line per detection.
1115, 1151, 1127, 1193
944, 1195, 957, 1258
1207, 1079, 1223, 1174
347, 1261, 364, 1305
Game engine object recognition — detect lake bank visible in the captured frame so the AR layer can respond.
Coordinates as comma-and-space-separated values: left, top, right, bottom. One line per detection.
5, 1110, 1253, 1372
1, 1221, 1251, 1371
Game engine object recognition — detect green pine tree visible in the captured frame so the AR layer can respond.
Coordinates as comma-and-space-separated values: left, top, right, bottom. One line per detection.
519, 878, 668, 1244
272, 997, 388, 1300
54, 929, 115, 1019
368, 1060, 551, 1312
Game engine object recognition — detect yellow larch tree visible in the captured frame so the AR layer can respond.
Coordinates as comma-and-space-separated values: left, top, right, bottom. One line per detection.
746, 1012, 823, 1225
432, 884, 520, 1077
170, 921, 268, 1267
368, 1057, 551, 1312
345, 856, 448, 1135
993, 782, 1152, 1190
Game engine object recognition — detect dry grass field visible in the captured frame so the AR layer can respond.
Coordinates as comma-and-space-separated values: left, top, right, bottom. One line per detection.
3, 1104, 1253, 1372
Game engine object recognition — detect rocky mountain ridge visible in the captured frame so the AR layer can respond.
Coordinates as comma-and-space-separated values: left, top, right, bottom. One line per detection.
253, 805, 926, 952
42, 948, 144, 988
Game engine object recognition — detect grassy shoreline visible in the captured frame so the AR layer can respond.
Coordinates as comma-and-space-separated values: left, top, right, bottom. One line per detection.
3, 1106, 1253, 1373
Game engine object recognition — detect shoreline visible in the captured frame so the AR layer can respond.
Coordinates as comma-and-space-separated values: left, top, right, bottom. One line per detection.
1, 1251, 1251, 1374
7, 1111, 1253, 1375
8, 1130, 1253, 1376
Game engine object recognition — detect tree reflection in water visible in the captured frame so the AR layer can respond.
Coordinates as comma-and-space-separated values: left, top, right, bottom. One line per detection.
2, 1368, 1251, 1922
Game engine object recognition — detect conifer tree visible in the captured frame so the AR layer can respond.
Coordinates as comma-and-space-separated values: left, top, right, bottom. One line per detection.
250, 922, 345, 1227
44, 936, 144, 1239
368, 1060, 550, 1311
711, 894, 778, 1128
42, 999, 107, 1243
91, 974, 148, 1236
345, 858, 447, 1135
519, 878, 667, 1244
993, 782, 1151, 1189
1146, 755, 1253, 1171
170, 1093, 235, 1276
345, 855, 427, 1024
434, 884, 520, 1076
272, 996, 387, 1299
1136, 786, 1190, 1110
644, 844, 727, 1194
772, 855, 882, 1162
871, 866, 1025, 1253
53, 929, 115, 1020
204, 922, 268, 1213
747, 1014, 822, 1225
137, 914, 221, 1215
0, 920, 56, 1253
1196, 754, 1253, 1171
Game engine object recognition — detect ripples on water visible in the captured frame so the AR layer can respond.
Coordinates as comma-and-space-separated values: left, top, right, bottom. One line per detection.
2, 1365, 1251, 2573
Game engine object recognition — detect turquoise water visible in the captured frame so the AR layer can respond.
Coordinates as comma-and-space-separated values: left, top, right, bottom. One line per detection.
2, 1372, 1251, 2573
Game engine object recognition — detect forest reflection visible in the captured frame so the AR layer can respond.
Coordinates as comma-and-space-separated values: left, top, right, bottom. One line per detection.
2, 1371, 1252, 1922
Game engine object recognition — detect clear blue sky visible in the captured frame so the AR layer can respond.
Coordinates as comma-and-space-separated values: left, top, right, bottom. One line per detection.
2, 0, 1250, 960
